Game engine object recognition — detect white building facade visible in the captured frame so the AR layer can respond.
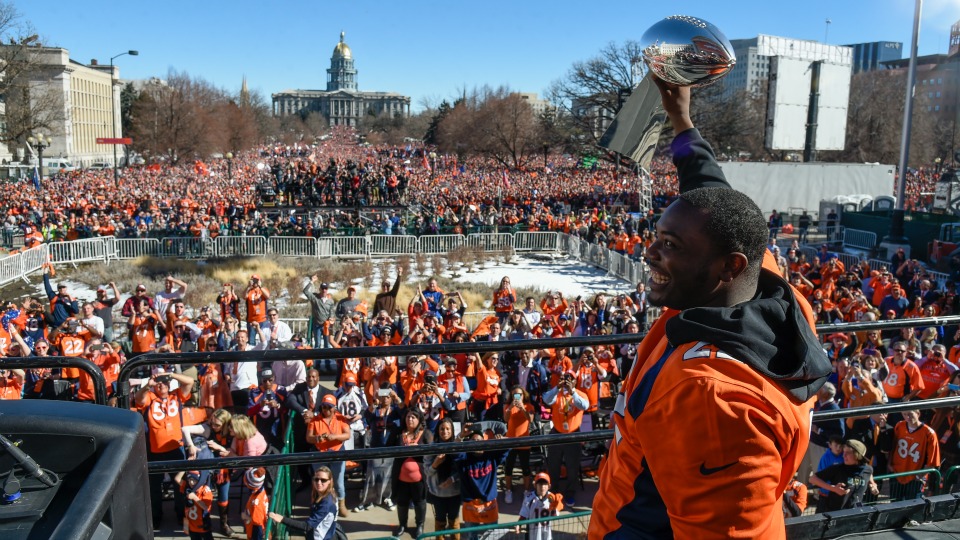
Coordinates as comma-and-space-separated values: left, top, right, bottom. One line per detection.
2, 46, 123, 168
272, 32, 410, 126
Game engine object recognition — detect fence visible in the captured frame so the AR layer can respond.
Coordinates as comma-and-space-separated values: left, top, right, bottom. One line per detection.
0, 232, 647, 294
420, 510, 592, 539
842, 228, 878, 250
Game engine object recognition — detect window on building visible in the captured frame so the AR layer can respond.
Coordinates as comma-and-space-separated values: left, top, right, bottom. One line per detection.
939, 78, 943, 84
936, 105, 941, 111
937, 91, 942, 98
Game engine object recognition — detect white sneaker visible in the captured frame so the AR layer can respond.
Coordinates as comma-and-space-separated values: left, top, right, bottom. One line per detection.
383, 498, 396, 509
504, 490, 513, 504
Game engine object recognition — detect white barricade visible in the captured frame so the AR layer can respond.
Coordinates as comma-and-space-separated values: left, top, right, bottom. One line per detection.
20, 244, 49, 275
318, 238, 333, 258
370, 235, 416, 256
159, 237, 211, 259
929, 270, 951, 288
867, 258, 891, 273
113, 238, 161, 259
269, 237, 318, 258
842, 228, 878, 250
835, 252, 861, 271
49, 237, 108, 266
514, 232, 559, 252
279, 318, 311, 336
214, 236, 268, 258
418, 235, 465, 254
323, 236, 369, 259
466, 233, 514, 253
0, 251, 23, 287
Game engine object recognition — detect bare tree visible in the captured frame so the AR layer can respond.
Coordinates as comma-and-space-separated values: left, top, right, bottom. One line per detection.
0, 2, 64, 158
547, 41, 645, 145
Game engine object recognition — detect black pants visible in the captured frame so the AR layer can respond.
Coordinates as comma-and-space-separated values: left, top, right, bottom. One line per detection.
394, 479, 426, 527
547, 437, 581, 497
431, 494, 460, 522
148, 446, 186, 524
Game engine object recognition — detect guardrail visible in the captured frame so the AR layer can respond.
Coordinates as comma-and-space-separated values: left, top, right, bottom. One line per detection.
842, 228, 878, 250
0, 355, 108, 405
0, 244, 49, 287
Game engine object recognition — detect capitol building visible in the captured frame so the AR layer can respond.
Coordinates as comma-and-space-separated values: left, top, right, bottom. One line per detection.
271, 32, 411, 126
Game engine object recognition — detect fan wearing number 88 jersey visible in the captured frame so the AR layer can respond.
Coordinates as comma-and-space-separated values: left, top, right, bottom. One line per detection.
336, 373, 368, 451
889, 410, 940, 500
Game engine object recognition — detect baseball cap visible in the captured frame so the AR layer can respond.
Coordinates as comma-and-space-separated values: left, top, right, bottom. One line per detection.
583, 346, 595, 354
348, 285, 356, 291
534, 472, 551, 484
250, 274, 260, 280
845, 439, 867, 460
828, 332, 849, 342
136, 284, 147, 291
320, 282, 329, 289
259, 368, 274, 380
344, 373, 358, 384
563, 369, 577, 378
321, 394, 337, 407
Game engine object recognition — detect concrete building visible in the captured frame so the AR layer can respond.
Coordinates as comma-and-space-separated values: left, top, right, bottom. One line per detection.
845, 41, 903, 74
515, 92, 555, 117
272, 32, 410, 126
724, 35, 852, 96
1, 45, 123, 168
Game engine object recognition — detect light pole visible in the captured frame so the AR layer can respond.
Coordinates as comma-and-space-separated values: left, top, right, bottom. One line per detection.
226, 152, 234, 181
110, 50, 138, 186
27, 133, 49, 179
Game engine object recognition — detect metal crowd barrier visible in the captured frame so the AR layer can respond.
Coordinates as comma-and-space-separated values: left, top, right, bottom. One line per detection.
113, 238, 161, 259
418, 234, 466, 254
48, 237, 109, 267
214, 235, 268, 257
0, 244, 48, 287
0, 355, 108, 405
843, 228, 879, 251
421, 510, 593, 539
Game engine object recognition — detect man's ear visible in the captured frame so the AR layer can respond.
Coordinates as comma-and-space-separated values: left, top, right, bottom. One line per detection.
718, 252, 749, 283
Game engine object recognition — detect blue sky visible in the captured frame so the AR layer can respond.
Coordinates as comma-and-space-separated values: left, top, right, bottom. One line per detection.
17, 0, 960, 111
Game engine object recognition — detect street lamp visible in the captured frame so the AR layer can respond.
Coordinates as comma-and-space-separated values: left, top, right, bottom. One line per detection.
110, 50, 138, 186
226, 152, 234, 181
27, 133, 49, 179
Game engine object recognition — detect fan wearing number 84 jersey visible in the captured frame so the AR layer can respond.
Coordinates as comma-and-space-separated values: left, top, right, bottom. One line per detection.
888, 410, 940, 500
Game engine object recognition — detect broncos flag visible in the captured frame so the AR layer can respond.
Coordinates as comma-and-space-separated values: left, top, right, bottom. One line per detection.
32, 165, 41, 191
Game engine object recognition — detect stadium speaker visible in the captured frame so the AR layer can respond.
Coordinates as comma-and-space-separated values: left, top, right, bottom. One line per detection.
0, 400, 151, 540
871, 498, 927, 530
819, 505, 878, 537
925, 493, 960, 522
785, 512, 829, 540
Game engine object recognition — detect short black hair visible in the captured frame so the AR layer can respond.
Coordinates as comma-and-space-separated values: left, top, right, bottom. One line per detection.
678, 187, 768, 269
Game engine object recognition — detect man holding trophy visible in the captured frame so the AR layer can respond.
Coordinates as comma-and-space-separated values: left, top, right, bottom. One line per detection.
589, 16, 831, 539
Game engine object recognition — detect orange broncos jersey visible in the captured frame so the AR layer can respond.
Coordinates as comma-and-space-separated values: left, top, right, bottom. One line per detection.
890, 421, 940, 484
589, 254, 820, 540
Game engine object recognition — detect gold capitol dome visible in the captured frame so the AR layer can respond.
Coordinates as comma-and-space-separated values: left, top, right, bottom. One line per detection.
333, 31, 352, 59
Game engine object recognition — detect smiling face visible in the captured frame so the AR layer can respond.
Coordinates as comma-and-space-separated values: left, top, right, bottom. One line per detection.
644, 200, 725, 310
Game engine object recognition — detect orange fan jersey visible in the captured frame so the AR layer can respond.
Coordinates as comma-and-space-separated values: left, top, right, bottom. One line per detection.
889, 421, 941, 484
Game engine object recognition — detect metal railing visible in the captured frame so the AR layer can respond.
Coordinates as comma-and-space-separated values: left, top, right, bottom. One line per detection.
0, 355, 108, 405
264, 410, 296, 540
842, 228, 878, 251
419, 510, 593, 539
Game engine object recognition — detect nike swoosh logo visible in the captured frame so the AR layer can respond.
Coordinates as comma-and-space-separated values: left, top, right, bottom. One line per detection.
700, 461, 738, 475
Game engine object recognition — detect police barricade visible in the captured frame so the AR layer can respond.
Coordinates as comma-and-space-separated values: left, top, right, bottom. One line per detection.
322, 236, 369, 259
159, 237, 211, 259
369, 234, 417, 257
278, 318, 311, 337
112, 238, 161, 260
418, 234, 466, 255
467, 233, 514, 253
867, 258, 892, 273
214, 235, 268, 258
0, 355, 107, 405
514, 231, 559, 252
268, 236, 318, 258
19, 244, 50, 279
842, 228, 878, 251
835, 252, 861, 272
49, 237, 109, 266
317, 237, 333, 258
0, 250, 25, 287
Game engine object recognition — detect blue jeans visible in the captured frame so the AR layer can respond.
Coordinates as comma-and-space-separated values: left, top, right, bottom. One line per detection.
313, 325, 332, 349
247, 322, 261, 345
316, 460, 346, 499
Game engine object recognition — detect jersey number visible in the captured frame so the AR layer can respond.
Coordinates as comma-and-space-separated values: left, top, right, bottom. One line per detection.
897, 439, 921, 463
151, 399, 179, 421
885, 373, 899, 387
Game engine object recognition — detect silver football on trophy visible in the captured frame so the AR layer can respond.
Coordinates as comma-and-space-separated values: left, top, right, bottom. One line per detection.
641, 15, 736, 87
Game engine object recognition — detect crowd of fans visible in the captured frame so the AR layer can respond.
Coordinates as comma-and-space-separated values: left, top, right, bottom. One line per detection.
0, 259, 653, 538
